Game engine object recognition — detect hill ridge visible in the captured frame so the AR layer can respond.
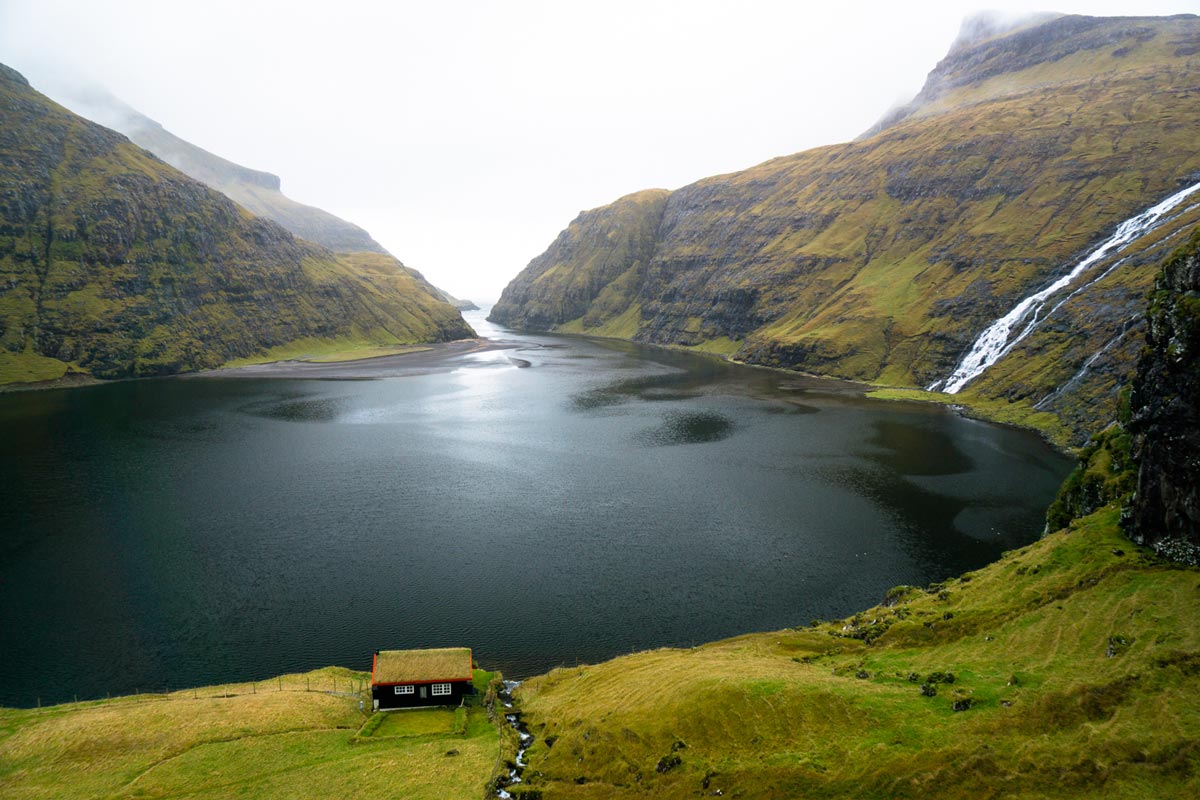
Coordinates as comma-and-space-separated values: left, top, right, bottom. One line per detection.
490, 13, 1200, 445
0, 63, 472, 385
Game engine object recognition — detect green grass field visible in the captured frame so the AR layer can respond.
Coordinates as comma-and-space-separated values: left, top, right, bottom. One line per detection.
2, 516, 1196, 799
512, 508, 1200, 798
0, 668, 500, 800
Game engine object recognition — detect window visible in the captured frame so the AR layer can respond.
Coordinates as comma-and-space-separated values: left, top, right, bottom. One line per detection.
431, 683, 452, 696
394, 685, 414, 695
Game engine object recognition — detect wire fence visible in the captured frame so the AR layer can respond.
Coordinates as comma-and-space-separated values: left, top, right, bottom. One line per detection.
22, 673, 372, 712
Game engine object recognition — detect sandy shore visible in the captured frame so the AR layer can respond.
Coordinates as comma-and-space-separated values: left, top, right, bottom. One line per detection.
190, 338, 520, 380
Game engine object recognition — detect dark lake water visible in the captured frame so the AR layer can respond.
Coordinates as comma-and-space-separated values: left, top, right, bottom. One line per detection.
0, 311, 1071, 707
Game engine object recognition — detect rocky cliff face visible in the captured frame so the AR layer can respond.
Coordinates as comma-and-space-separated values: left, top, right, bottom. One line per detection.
490, 14, 1200, 443
490, 189, 669, 334
1123, 228, 1200, 563
0, 63, 471, 384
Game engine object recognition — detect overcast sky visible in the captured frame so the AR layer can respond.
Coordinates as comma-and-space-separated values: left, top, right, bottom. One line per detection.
1, 1, 1196, 302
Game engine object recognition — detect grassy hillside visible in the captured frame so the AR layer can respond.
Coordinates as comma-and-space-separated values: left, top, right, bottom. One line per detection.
489, 189, 669, 334
45, 82, 482, 309
3, 231, 1197, 800
0, 667, 500, 800
506, 260, 1200, 797
0, 64, 472, 387
511, 508, 1199, 798
491, 14, 1200, 444
47, 82, 390, 256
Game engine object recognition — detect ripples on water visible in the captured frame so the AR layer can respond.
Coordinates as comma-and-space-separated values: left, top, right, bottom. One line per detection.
637, 411, 735, 446
0, 311, 1072, 706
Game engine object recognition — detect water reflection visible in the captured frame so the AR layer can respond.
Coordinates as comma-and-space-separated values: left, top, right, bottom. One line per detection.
572, 369, 700, 411
862, 420, 975, 476
0, 309, 1072, 707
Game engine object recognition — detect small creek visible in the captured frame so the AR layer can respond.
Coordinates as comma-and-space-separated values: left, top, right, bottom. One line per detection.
494, 680, 533, 798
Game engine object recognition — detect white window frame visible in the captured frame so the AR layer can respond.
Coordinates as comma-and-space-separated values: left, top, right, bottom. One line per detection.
431, 683, 452, 696
394, 685, 414, 695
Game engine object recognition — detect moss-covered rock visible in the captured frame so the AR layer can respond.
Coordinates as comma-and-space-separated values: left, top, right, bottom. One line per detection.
1123, 228, 1200, 563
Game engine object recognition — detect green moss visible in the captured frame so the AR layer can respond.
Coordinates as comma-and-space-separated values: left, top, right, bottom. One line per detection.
1046, 425, 1136, 530
0, 350, 71, 385
688, 336, 742, 356
560, 302, 644, 340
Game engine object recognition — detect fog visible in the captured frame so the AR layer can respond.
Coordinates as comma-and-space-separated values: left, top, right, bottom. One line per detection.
1, 1, 1195, 302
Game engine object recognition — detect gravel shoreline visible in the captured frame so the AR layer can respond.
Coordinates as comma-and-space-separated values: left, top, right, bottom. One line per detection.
188, 338, 520, 380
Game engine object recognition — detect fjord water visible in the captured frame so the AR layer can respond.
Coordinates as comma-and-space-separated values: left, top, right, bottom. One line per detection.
0, 312, 1070, 707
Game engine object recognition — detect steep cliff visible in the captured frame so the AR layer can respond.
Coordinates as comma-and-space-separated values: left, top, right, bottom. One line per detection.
52, 84, 390, 255
1123, 228, 1200, 562
0, 64, 471, 385
491, 14, 1200, 443
489, 189, 669, 334
44, 82, 477, 311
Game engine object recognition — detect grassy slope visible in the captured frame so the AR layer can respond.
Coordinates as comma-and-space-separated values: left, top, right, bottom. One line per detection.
488, 189, 669, 332
0, 668, 499, 800
0, 65, 471, 387
489, 15, 1200, 444
513, 509, 1199, 798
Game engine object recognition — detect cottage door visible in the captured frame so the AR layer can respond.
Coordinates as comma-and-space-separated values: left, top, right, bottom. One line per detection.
419, 686, 427, 699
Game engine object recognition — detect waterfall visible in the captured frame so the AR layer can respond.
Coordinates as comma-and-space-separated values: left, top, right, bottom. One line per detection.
932, 180, 1200, 394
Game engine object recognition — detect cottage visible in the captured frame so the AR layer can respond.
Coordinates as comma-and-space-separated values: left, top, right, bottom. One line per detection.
370, 647, 474, 710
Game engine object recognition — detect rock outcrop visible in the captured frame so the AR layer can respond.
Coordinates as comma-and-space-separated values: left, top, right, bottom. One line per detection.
1123, 228, 1200, 563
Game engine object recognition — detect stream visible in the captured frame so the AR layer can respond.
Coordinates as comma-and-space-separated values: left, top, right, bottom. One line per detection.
494, 680, 533, 798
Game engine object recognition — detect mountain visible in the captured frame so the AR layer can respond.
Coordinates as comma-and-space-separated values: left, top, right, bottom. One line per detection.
3, 233, 1199, 798
502, 230, 1200, 799
0, 64, 472, 385
45, 83, 478, 311
491, 14, 1200, 444
51, 84, 391, 256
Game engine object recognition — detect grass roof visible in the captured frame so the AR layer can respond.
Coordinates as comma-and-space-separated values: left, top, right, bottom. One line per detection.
373, 647, 473, 684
